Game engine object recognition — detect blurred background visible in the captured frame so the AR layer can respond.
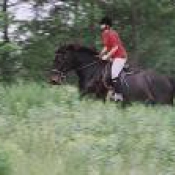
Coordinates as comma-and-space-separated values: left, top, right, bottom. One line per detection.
1, 1, 175, 175
1, 0, 175, 82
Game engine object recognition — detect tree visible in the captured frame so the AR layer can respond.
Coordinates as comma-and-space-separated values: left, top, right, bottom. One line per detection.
0, 0, 175, 81
0, 0, 21, 81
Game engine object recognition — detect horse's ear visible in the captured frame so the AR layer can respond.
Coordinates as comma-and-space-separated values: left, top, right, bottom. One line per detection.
59, 42, 64, 47
89, 46, 97, 52
55, 43, 62, 52
74, 44, 80, 50
62, 42, 66, 48
55, 47, 59, 53
66, 42, 77, 50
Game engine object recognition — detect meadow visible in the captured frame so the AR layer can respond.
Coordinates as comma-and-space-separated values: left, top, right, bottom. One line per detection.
0, 82, 175, 175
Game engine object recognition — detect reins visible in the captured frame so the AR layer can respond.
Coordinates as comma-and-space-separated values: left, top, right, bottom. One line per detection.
76, 60, 100, 71
52, 59, 101, 76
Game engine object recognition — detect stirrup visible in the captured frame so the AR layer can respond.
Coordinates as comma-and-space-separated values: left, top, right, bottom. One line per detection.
108, 91, 123, 102
113, 93, 123, 101
112, 77, 119, 83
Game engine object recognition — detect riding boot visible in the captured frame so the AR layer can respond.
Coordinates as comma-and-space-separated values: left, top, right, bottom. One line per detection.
111, 77, 123, 101
112, 77, 120, 91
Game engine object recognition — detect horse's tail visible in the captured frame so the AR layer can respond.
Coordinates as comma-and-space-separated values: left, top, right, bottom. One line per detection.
168, 76, 175, 96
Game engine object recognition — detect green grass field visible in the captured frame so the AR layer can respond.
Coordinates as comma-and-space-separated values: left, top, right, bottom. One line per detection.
0, 82, 175, 175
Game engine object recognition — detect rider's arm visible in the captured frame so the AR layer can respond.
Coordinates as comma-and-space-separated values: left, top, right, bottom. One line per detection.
100, 46, 107, 56
106, 45, 118, 59
101, 31, 119, 60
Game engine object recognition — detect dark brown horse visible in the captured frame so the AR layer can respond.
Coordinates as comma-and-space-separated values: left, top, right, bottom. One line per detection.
50, 44, 175, 105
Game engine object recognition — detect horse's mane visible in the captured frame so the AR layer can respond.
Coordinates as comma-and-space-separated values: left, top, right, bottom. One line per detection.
58, 44, 99, 56
77, 46, 99, 56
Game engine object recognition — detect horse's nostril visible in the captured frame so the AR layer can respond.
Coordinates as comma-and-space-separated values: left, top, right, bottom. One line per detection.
51, 80, 58, 85
49, 77, 62, 85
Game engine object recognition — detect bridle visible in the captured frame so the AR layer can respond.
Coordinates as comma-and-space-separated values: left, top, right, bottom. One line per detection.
76, 60, 100, 71
52, 48, 103, 81
52, 58, 101, 77
51, 69, 67, 82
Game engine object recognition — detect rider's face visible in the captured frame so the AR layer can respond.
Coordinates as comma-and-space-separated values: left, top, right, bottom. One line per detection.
100, 24, 107, 30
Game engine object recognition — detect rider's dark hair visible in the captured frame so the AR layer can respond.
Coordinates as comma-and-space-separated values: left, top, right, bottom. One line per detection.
100, 16, 112, 27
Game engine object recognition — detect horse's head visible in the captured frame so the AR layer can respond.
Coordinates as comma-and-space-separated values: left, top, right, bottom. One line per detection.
49, 44, 99, 85
49, 44, 77, 85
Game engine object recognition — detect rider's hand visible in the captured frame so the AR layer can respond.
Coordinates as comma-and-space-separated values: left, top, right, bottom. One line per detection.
102, 54, 109, 60
95, 55, 101, 59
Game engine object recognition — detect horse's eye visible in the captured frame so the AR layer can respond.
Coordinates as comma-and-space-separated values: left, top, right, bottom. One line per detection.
56, 53, 61, 56
57, 58, 63, 63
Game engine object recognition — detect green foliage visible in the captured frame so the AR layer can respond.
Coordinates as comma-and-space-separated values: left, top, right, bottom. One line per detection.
0, 43, 20, 55
0, 148, 11, 175
0, 42, 22, 82
1, 0, 175, 78
0, 82, 175, 174
17, 1, 103, 79
22, 36, 54, 80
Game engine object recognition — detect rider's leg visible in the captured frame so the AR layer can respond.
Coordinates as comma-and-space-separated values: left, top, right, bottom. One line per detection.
111, 58, 127, 101
111, 58, 127, 81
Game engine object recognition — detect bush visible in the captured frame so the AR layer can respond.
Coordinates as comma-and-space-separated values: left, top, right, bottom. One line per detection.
0, 149, 11, 175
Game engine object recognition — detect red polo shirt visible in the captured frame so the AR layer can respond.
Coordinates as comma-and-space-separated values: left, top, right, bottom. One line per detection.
102, 29, 127, 59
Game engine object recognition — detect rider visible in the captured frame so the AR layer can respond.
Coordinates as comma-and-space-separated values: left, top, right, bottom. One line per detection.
99, 16, 128, 100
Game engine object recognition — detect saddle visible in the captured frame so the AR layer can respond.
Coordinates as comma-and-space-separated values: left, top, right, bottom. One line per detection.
103, 62, 136, 89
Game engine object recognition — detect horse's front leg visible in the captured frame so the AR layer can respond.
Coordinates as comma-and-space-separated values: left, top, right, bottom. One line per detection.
120, 91, 131, 108
96, 91, 107, 103
79, 90, 88, 100
121, 99, 131, 108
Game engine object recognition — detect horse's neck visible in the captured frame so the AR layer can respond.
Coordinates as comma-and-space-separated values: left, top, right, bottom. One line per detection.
76, 52, 95, 66
74, 53, 101, 84
76, 61, 99, 80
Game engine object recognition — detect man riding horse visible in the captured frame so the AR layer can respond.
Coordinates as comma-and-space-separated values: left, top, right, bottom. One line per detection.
49, 16, 174, 105
99, 16, 128, 101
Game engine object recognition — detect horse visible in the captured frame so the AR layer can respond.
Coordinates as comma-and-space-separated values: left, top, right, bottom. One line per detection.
49, 44, 175, 105
50, 44, 108, 101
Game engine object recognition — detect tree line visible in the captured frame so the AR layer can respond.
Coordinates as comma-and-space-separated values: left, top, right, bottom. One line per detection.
0, 0, 175, 81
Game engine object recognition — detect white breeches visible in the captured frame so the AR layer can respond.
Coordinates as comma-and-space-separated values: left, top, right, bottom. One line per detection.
111, 58, 127, 79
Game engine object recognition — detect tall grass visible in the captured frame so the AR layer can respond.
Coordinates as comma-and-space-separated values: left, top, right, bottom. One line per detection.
0, 82, 175, 175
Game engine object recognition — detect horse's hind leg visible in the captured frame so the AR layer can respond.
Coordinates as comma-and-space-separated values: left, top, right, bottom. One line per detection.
170, 96, 174, 106
162, 95, 174, 106
143, 75, 157, 105
118, 84, 131, 108
96, 92, 107, 103
121, 95, 131, 108
79, 90, 88, 100
145, 99, 156, 106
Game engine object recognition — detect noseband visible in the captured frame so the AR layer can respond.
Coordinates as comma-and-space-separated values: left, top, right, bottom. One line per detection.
52, 60, 100, 79
53, 47, 101, 80
51, 69, 67, 79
